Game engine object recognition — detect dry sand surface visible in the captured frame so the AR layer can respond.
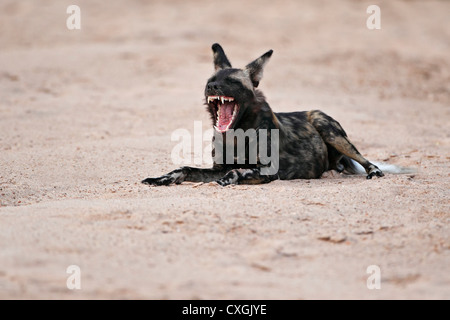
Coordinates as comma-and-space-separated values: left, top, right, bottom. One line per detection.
0, 0, 449, 299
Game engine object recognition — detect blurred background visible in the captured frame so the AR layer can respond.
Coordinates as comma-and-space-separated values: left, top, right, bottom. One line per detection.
1, 0, 449, 103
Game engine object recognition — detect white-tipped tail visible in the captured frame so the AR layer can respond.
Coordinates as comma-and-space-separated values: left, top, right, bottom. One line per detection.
350, 160, 416, 174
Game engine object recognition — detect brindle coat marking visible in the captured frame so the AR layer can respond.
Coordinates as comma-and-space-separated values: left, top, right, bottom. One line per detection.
142, 44, 384, 186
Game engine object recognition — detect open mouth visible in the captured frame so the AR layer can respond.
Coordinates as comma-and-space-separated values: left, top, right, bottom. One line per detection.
207, 96, 240, 133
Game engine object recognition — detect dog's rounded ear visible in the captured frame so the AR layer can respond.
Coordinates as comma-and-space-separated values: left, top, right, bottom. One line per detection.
212, 43, 232, 71
244, 50, 273, 88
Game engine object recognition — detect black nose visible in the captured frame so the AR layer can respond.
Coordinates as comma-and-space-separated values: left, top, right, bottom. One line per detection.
207, 82, 219, 91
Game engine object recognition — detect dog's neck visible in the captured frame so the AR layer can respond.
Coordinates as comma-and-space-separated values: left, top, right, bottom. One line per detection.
238, 90, 280, 131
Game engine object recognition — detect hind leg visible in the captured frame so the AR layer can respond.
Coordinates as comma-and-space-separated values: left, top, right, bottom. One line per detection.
326, 145, 346, 173
308, 110, 384, 179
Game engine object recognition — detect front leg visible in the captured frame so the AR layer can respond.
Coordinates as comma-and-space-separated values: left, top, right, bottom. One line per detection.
216, 168, 279, 186
142, 166, 227, 186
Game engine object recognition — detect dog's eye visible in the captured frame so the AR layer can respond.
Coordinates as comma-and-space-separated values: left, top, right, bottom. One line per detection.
226, 78, 241, 86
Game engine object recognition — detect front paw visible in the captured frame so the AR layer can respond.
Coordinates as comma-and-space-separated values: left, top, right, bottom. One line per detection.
216, 170, 239, 186
142, 175, 174, 186
216, 178, 231, 187
142, 169, 185, 186
366, 165, 384, 179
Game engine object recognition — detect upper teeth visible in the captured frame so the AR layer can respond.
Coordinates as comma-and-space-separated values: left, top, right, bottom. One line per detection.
207, 96, 234, 103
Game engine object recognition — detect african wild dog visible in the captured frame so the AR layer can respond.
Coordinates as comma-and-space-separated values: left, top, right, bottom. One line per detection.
142, 43, 387, 186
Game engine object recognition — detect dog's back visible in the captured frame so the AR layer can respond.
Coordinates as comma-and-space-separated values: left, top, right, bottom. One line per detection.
274, 111, 328, 179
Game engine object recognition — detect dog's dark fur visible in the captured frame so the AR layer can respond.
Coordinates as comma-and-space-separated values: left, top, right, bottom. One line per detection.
142, 44, 384, 186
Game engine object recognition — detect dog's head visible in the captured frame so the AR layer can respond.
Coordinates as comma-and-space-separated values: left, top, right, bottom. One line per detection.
205, 43, 273, 133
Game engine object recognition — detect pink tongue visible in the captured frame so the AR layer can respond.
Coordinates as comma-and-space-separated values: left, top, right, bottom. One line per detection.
218, 102, 234, 130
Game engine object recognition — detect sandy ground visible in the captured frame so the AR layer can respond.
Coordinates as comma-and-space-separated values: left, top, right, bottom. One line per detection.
0, 0, 449, 299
